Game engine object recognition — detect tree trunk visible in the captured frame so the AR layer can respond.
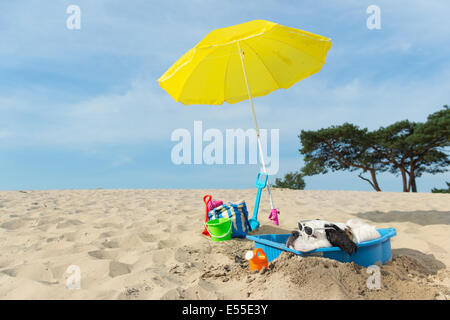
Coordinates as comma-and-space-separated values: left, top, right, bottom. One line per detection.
400, 167, 408, 192
408, 161, 416, 192
411, 175, 417, 192
370, 169, 381, 192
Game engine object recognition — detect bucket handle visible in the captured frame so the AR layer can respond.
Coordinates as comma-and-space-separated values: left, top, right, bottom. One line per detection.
205, 221, 233, 239
254, 248, 267, 260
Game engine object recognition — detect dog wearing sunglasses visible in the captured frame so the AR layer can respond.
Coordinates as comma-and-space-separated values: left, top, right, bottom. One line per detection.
286, 220, 357, 256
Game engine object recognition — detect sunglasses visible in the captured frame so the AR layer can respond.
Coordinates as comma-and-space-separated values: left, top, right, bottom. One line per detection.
298, 221, 334, 237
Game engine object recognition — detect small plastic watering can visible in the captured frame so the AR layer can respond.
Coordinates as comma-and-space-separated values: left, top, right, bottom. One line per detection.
245, 248, 269, 272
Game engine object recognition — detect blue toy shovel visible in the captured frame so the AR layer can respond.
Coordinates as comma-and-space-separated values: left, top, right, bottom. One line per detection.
248, 172, 268, 231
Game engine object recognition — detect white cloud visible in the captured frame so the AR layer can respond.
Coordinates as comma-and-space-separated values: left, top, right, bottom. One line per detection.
110, 155, 133, 168
1, 0, 449, 148
1, 63, 449, 149
0, 130, 13, 139
1, 0, 449, 191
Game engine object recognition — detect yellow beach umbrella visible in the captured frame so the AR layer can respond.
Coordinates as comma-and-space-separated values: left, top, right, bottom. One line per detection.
158, 20, 332, 223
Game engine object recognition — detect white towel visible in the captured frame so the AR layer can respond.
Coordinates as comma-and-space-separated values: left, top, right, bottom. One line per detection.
346, 219, 380, 243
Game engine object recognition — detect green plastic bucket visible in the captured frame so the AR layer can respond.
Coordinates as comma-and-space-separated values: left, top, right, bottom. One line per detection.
206, 217, 232, 242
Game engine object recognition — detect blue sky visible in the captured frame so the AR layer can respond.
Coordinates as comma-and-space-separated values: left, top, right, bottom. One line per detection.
0, 0, 449, 192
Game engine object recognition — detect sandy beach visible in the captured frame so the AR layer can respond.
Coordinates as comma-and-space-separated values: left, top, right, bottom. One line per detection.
0, 189, 449, 300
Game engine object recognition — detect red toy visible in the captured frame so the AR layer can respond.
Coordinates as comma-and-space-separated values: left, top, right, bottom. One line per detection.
202, 195, 212, 237
202, 195, 224, 237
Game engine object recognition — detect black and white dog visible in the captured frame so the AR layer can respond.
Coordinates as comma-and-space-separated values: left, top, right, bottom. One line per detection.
286, 220, 357, 256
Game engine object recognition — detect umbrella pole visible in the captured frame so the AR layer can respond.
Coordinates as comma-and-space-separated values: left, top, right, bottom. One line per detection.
238, 41, 275, 210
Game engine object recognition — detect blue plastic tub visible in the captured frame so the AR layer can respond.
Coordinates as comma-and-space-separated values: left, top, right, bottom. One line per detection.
246, 228, 396, 267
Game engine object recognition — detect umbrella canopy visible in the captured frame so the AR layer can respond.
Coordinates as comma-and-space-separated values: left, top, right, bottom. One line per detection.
158, 20, 332, 226
158, 20, 332, 105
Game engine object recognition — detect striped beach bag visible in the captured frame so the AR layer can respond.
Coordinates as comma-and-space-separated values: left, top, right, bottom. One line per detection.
208, 201, 251, 238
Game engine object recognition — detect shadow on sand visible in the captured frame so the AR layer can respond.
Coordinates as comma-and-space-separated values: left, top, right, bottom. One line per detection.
247, 224, 292, 235
356, 210, 450, 226
392, 248, 447, 274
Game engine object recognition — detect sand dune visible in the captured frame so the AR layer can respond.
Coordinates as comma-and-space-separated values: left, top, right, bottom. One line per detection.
0, 189, 449, 299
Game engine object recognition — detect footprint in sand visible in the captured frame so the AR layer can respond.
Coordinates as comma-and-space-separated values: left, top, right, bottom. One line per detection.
99, 231, 121, 238
101, 234, 145, 249
174, 248, 189, 263
0, 258, 13, 269
182, 283, 219, 299
138, 233, 157, 243
161, 288, 183, 299
161, 280, 218, 300
0, 219, 25, 230
117, 284, 152, 300
154, 219, 171, 231
102, 240, 121, 249
36, 224, 51, 232
1, 268, 17, 277
109, 261, 131, 278
1, 263, 57, 284
46, 235, 65, 243
157, 238, 182, 249
56, 219, 83, 229
151, 249, 172, 265
88, 249, 121, 260
94, 222, 123, 229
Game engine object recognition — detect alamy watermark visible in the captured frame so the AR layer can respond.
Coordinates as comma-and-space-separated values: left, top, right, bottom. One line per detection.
65, 265, 81, 290
366, 265, 381, 290
367, 5, 381, 30
66, 5, 81, 30
171, 121, 279, 175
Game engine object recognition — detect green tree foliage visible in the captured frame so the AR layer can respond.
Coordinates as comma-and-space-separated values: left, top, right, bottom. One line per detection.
299, 123, 386, 191
274, 171, 306, 190
372, 106, 449, 192
299, 106, 450, 192
431, 182, 450, 193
